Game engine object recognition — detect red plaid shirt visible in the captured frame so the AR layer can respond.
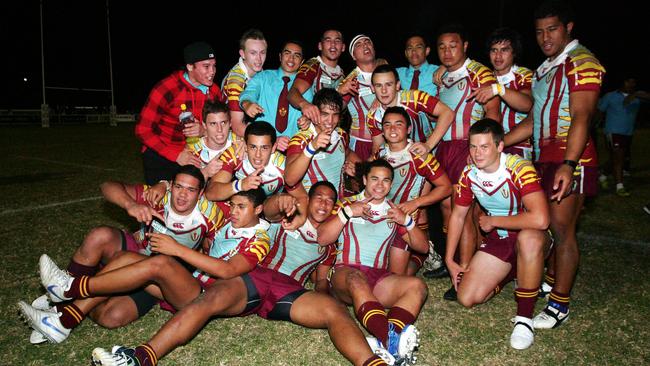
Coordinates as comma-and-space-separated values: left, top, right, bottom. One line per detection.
135, 70, 224, 162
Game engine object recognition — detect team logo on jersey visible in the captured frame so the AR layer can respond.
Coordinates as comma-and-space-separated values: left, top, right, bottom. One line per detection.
400, 167, 408, 177
387, 221, 395, 229
306, 230, 315, 239
501, 187, 509, 199
318, 245, 326, 254
482, 181, 494, 188
191, 232, 200, 242
173, 223, 184, 229
457, 81, 466, 91
545, 72, 554, 84
267, 183, 277, 192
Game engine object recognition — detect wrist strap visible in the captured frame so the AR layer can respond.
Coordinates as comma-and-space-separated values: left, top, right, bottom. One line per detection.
403, 216, 416, 230
563, 159, 578, 170
232, 180, 241, 193
304, 143, 317, 158
492, 83, 506, 96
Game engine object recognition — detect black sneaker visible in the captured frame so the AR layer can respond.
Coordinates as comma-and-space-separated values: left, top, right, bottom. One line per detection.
443, 285, 457, 301
423, 265, 449, 279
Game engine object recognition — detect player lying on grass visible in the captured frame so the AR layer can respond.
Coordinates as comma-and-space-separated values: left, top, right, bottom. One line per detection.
317, 159, 429, 365
445, 119, 551, 350
18, 165, 224, 344
19, 187, 270, 346
91, 182, 395, 366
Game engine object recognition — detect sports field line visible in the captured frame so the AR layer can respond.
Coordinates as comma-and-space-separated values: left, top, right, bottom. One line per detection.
0, 196, 103, 215
14, 155, 117, 171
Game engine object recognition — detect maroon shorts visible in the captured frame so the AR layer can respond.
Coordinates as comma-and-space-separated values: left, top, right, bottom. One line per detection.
606, 133, 632, 150
478, 231, 518, 266
391, 234, 427, 269
534, 162, 598, 198
241, 266, 307, 320
503, 145, 532, 161
435, 140, 469, 184
334, 263, 392, 290
350, 136, 373, 161
120, 230, 142, 253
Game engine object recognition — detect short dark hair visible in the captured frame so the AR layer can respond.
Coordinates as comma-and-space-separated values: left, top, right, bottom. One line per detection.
309, 181, 337, 199
233, 187, 267, 207
534, 0, 574, 26
383, 106, 411, 128
372, 64, 399, 84
312, 88, 343, 112
405, 34, 429, 48
437, 23, 467, 44
239, 28, 266, 50
486, 27, 523, 63
202, 100, 229, 122
469, 118, 504, 145
358, 158, 394, 182
174, 165, 206, 190
281, 40, 304, 54
245, 121, 277, 145
321, 29, 344, 43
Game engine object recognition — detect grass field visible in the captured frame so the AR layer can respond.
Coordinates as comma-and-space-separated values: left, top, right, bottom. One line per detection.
1, 124, 649, 365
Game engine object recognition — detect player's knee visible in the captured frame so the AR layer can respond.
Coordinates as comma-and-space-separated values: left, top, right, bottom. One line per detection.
147, 255, 177, 278
80, 226, 121, 258
456, 289, 478, 309
517, 230, 544, 257
92, 304, 138, 329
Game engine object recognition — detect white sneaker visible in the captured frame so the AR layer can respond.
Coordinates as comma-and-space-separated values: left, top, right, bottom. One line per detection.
18, 301, 70, 344
422, 241, 443, 272
398, 324, 420, 365
92, 346, 140, 366
510, 316, 534, 350
539, 282, 553, 300
39, 254, 74, 302
366, 336, 395, 365
28, 294, 54, 344
533, 303, 569, 329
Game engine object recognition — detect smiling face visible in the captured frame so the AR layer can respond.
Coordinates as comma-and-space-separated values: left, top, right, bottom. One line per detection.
308, 184, 336, 224
363, 166, 393, 202
469, 132, 503, 172
319, 30, 345, 63
314, 104, 340, 133
535, 16, 573, 59
240, 39, 268, 74
280, 42, 303, 74
405, 36, 430, 68
382, 112, 410, 145
170, 173, 202, 215
437, 33, 467, 71
245, 134, 274, 169
371, 71, 400, 107
187, 59, 216, 87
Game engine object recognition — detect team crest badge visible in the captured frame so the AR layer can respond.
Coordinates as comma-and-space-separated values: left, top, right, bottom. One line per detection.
457, 81, 466, 91
501, 187, 509, 199
267, 183, 277, 192
279, 108, 288, 117
400, 167, 407, 177
191, 232, 200, 242
387, 221, 395, 229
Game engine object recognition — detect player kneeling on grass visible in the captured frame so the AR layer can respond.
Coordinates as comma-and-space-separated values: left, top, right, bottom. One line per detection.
445, 119, 551, 350
92, 182, 394, 366
17, 165, 224, 344
317, 159, 429, 365
20, 187, 266, 347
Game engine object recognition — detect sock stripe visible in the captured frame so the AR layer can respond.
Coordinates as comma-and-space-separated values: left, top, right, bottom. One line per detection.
142, 344, 157, 365
362, 310, 387, 326
544, 274, 555, 284
515, 290, 539, 298
80, 276, 90, 298
63, 305, 83, 323
549, 293, 570, 302
367, 358, 385, 366
388, 318, 405, 329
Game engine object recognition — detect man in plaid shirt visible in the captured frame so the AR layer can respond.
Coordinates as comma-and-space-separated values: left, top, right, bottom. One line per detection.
136, 41, 225, 184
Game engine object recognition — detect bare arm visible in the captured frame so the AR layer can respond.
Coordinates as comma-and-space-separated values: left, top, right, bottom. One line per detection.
313, 264, 331, 293
504, 115, 533, 147
424, 101, 455, 151
483, 95, 502, 122
444, 203, 472, 289
479, 191, 549, 232
230, 110, 248, 137
501, 87, 533, 113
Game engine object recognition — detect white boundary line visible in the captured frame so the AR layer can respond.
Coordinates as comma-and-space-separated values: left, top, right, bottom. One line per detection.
14, 155, 117, 171
0, 196, 103, 215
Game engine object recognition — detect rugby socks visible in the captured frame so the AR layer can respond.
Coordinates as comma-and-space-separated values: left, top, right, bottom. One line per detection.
387, 306, 415, 333
357, 301, 389, 346
549, 290, 570, 313
363, 354, 388, 366
514, 287, 539, 318
57, 303, 85, 329
67, 260, 99, 277
493, 270, 516, 296
64, 275, 90, 299
134, 344, 158, 366
544, 273, 555, 287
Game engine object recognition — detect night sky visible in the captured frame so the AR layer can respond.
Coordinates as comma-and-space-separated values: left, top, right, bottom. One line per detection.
2, 0, 644, 111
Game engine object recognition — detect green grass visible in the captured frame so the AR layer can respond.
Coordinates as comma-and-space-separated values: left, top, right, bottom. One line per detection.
1, 124, 649, 365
